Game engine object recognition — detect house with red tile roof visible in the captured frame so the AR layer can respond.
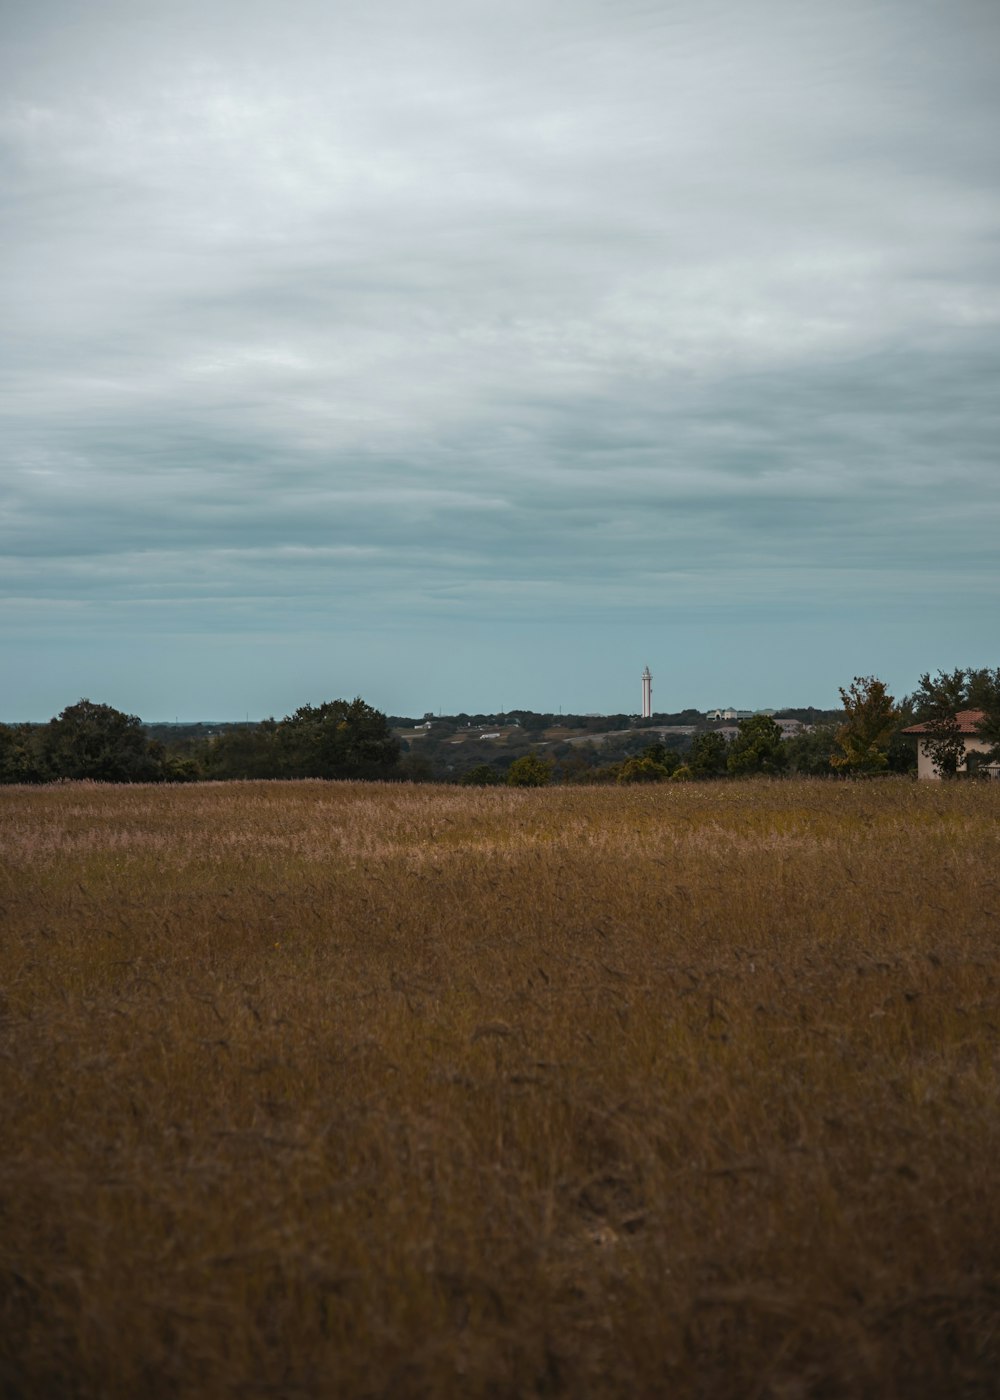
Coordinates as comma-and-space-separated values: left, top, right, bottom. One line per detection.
901, 709, 994, 780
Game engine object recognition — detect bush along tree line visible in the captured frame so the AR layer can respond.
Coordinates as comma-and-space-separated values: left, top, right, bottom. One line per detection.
2, 667, 998, 785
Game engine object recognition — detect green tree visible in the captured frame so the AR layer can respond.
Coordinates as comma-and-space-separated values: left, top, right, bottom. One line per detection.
883, 693, 918, 775
40, 700, 163, 782
831, 677, 898, 775
969, 668, 1000, 762
726, 715, 787, 777
460, 764, 504, 786
201, 722, 282, 779
912, 669, 970, 778
643, 741, 681, 773
509, 711, 552, 733
278, 699, 400, 779
161, 753, 203, 782
397, 752, 436, 783
506, 753, 553, 787
689, 731, 729, 778
784, 724, 837, 776
0, 724, 48, 784
554, 747, 601, 784
618, 742, 681, 784
905, 666, 1000, 772
618, 755, 668, 783
964, 667, 1000, 713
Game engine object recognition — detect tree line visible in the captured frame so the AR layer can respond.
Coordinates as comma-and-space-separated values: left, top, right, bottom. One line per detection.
2, 667, 998, 785
609, 669, 1000, 784
0, 698, 400, 785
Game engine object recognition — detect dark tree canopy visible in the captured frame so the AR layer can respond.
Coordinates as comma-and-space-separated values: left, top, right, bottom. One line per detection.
0, 723, 49, 784
727, 715, 787, 777
911, 668, 989, 777
41, 699, 162, 782
201, 721, 283, 780
506, 753, 553, 787
689, 731, 729, 778
783, 724, 837, 777
277, 699, 401, 779
617, 741, 682, 783
460, 764, 504, 786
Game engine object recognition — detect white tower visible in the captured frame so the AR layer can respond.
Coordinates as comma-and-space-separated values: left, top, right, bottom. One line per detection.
641, 665, 652, 719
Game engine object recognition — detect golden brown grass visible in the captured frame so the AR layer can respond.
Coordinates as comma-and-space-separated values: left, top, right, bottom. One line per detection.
2, 778, 999, 1399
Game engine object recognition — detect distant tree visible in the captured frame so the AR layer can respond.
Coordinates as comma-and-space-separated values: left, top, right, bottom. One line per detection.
553, 747, 602, 784
643, 741, 680, 771
0, 724, 47, 784
911, 669, 971, 778
727, 715, 787, 777
783, 724, 837, 777
40, 700, 162, 782
506, 753, 554, 788
905, 666, 1000, 774
618, 755, 667, 784
831, 677, 898, 775
689, 731, 729, 779
969, 668, 1000, 762
507, 711, 551, 733
163, 755, 202, 782
460, 764, 504, 786
964, 667, 1000, 713
977, 721, 1000, 766
144, 739, 202, 783
885, 729, 918, 774
201, 721, 282, 779
912, 668, 968, 718
397, 753, 436, 783
618, 742, 681, 783
278, 699, 400, 780
775, 706, 844, 726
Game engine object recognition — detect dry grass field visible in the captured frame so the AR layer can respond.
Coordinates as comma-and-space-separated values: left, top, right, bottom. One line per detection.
2, 778, 1000, 1399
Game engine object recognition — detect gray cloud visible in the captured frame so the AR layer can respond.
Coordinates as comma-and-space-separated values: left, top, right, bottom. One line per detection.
2, 0, 998, 713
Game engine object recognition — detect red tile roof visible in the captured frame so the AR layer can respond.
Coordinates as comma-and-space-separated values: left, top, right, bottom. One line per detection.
901, 709, 986, 735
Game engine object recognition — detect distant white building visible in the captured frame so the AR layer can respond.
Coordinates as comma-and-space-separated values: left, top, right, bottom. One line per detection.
705, 707, 753, 722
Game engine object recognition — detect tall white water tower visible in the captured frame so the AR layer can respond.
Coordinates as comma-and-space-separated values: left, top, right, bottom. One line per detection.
641, 666, 652, 719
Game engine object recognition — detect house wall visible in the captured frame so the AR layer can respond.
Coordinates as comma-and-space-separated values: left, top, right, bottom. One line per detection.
917, 735, 991, 780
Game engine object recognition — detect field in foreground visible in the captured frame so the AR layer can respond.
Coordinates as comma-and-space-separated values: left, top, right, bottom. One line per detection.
2, 779, 999, 1399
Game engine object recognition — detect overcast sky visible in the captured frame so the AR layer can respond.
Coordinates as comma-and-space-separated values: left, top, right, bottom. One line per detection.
2, 0, 998, 719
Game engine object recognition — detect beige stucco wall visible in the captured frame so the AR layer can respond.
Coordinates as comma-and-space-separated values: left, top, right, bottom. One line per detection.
916, 735, 991, 780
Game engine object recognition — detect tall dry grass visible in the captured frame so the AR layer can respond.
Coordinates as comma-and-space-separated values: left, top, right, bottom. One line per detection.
2, 778, 999, 1398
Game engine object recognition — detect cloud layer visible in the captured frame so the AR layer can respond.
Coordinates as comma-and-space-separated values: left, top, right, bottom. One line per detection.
2, 0, 998, 715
